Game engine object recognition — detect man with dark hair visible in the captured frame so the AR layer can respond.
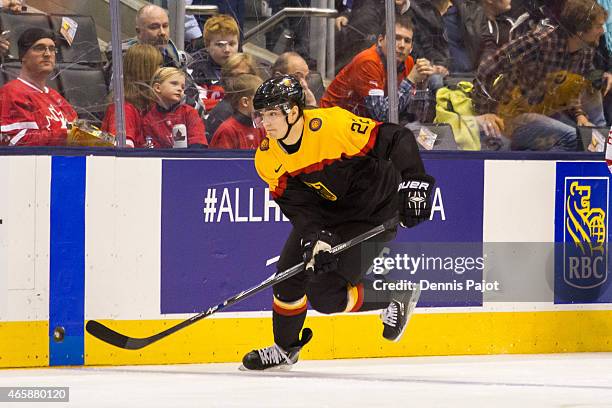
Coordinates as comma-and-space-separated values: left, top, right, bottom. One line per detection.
472, 0, 607, 150
240, 75, 433, 371
321, 14, 434, 122
0, 28, 77, 146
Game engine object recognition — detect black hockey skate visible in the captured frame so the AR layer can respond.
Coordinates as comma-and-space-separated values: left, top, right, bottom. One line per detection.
239, 328, 313, 371
381, 283, 421, 342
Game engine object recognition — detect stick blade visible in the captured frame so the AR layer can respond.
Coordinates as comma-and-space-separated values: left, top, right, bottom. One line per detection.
86, 320, 147, 350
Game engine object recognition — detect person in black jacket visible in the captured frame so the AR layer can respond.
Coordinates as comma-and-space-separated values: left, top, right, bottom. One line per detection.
408, 0, 452, 89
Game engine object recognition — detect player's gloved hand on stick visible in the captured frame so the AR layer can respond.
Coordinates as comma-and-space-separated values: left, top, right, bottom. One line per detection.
301, 230, 340, 276
398, 174, 435, 228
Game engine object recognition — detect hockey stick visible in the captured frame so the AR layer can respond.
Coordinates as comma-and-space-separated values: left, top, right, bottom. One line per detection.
86, 215, 399, 350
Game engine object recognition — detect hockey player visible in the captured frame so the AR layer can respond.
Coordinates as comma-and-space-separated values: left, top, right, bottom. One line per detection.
240, 75, 434, 370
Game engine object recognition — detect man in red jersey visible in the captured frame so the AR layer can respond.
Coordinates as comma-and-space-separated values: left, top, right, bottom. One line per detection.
0, 28, 77, 146
321, 14, 434, 121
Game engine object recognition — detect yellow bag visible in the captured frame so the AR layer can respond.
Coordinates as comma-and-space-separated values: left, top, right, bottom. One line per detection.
67, 120, 115, 147
434, 81, 481, 151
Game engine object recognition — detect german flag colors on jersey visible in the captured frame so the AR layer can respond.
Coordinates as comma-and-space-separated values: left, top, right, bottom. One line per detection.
255, 106, 425, 235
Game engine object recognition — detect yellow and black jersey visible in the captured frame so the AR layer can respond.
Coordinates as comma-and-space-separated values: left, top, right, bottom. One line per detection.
255, 106, 424, 234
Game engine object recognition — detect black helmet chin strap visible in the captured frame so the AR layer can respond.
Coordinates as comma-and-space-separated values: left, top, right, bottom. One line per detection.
279, 107, 302, 142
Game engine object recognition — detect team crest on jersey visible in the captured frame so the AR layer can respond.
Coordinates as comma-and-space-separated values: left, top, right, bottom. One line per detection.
259, 137, 269, 151
309, 118, 322, 132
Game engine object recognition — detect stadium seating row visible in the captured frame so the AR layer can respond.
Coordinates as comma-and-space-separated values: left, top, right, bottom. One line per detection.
0, 11, 102, 65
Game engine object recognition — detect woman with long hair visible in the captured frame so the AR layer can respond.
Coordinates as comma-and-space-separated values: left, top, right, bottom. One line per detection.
102, 43, 163, 147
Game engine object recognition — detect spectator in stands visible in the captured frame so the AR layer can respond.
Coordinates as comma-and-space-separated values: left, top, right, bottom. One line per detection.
408, 0, 452, 85
143, 67, 207, 148
190, 14, 240, 112
472, 0, 607, 150
271, 52, 317, 106
210, 74, 265, 149
0, 28, 9, 58
205, 53, 260, 141
105, 5, 189, 81
334, 0, 411, 72
0, 0, 22, 12
320, 14, 434, 122
595, 0, 612, 124
0, 0, 23, 57
0, 28, 77, 146
184, 0, 204, 52
104, 4, 205, 121
479, 0, 531, 62
191, 0, 245, 43
102, 44, 163, 148
445, 0, 530, 74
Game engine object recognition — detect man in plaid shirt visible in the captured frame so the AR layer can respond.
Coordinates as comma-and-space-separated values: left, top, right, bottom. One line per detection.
472, 0, 607, 151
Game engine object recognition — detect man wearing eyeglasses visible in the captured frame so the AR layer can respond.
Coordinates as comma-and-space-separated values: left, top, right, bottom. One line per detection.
0, 28, 77, 146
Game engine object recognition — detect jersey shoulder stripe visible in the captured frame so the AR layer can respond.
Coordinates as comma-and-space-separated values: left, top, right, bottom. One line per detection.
255, 107, 380, 197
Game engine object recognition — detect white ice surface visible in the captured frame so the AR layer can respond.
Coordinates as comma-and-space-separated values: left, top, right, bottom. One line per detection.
1, 353, 611, 407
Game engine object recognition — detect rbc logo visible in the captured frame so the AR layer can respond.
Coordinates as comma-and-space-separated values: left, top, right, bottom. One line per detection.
563, 178, 608, 289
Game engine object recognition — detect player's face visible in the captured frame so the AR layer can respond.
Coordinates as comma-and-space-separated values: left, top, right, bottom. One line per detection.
22, 38, 56, 77
207, 34, 239, 66
253, 107, 288, 139
136, 8, 170, 48
155, 74, 185, 105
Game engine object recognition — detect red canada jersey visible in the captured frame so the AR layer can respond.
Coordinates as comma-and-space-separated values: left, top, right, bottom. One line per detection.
320, 45, 414, 117
210, 113, 265, 149
0, 78, 77, 146
197, 82, 225, 112
101, 102, 144, 147
142, 103, 207, 148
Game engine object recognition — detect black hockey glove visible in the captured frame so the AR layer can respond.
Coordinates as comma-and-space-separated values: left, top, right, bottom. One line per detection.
398, 174, 435, 228
301, 230, 341, 277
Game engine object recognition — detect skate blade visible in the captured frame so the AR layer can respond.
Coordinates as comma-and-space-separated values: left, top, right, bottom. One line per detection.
238, 363, 294, 372
391, 285, 422, 343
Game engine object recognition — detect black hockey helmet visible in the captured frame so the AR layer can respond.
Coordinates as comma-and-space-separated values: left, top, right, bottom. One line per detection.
253, 75, 306, 114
